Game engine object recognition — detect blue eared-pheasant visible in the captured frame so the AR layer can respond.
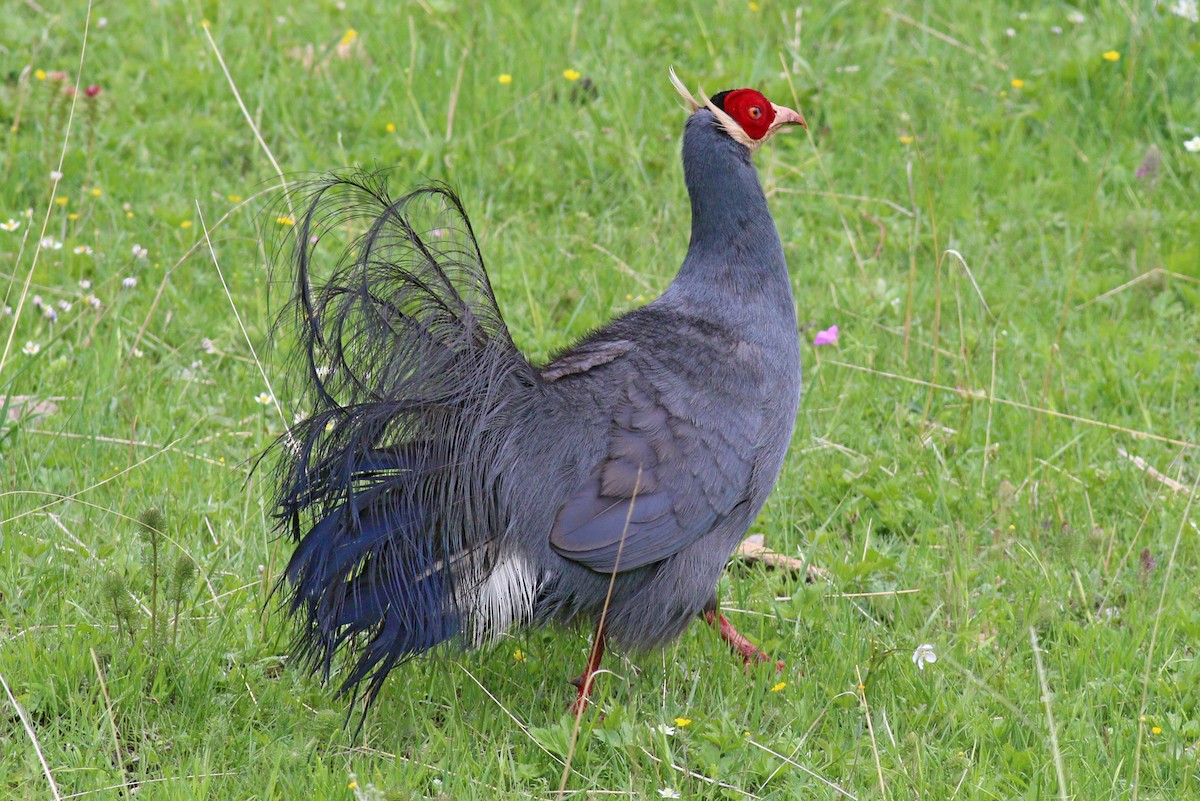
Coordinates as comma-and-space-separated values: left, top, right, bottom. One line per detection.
272, 70, 807, 716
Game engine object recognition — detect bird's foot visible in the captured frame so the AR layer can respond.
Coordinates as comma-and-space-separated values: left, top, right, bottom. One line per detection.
568, 688, 592, 718
705, 610, 786, 674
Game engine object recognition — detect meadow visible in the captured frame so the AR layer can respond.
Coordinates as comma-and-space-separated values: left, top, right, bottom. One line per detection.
2, 1, 1198, 798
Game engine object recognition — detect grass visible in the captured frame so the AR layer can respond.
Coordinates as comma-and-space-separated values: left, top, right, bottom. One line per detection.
2, 1, 1198, 798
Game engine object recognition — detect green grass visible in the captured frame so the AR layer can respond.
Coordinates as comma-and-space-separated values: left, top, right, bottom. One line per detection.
2, 1, 1198, 798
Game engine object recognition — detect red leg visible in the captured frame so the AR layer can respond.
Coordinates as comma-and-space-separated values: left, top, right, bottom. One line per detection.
568, 623, 606, 717
704, 610, 785, 674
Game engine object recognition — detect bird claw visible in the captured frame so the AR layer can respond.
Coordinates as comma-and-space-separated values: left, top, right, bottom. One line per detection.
706, 610, 786, 675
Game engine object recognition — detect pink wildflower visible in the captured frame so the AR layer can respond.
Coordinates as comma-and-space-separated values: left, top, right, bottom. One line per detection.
813, 325, 839, 346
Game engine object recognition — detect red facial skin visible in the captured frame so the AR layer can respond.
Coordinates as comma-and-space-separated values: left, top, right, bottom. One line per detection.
721, 89, 776, 140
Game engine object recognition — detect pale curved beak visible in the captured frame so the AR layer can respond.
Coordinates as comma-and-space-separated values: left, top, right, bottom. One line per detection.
769, 103, 807, 134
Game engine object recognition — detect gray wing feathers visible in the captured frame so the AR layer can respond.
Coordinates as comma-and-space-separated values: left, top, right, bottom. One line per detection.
549, 367, 761, 573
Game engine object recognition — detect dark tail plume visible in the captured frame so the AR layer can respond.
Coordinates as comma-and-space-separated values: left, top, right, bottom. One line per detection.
269, 172, 534, 710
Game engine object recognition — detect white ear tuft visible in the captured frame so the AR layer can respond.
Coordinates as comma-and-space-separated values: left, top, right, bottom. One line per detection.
668, 66, 702, 112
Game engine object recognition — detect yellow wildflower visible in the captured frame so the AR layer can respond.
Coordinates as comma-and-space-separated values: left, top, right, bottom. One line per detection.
899, 135, 914, 144
91, 187, 102, 197
385, 122, 396, 133
563, 68, 582, 82
498, 74, 513, 85
673, 717, 692, 727
55, 197, 68, 206
513, 648, 525, 662
35, 69, 46, 80
770, 681, 786, 692
1011, 79, 1024, 89
227, 194, 243, 203
1102, 50, 1120, 62
339, 29, 358, 47
348, 780, 358, 789
1151, 726, 1162, 735
180, 221, 192, 228
749, 1, 759, 9
276, 215, 295, 226
68, 213, 79, 220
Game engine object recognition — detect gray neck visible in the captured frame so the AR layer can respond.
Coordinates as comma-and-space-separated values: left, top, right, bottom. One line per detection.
671, 111, 790, 305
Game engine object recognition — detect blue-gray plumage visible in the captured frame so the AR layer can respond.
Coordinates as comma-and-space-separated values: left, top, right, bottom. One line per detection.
271, 76, 807, 718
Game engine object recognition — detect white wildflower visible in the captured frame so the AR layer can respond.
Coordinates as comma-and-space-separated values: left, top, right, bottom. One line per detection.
73, 245, 93, 255
57, 300, 71, 312
255, 392, 273, 405
122, 277, 137, 289
912, 643, 938, 671
22, 341, 40, 355
86, 294, 102, 309
1184, 136, 1200, 153
0, 219, 18, 232
40, 237, 63, 250
132, 244, 148, 259
658, 789, 681, 799
653, 723, 677, 736
131, 348, 144, 358
50, 170, 63, 181
43, 306, 57, 322
32, 295, 43, 307
79, 279, 92, 290
201, 337, 216, 354
1068, 10, 1085, 23
1168, 0, 1199, 23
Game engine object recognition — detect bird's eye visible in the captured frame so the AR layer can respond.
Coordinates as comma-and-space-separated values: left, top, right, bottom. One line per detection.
748, 106, 762, 119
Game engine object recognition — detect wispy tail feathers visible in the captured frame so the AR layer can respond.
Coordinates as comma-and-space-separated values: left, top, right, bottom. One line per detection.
271, 173, 535, 708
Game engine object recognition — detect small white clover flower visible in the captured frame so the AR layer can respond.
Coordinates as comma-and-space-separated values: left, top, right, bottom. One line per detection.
201, 337, 216, 354
79, 279, 92, 290
912, 643, 938, 671
255, 392, 273, 405
22, 341, 41, 355
40, 237, 63, 250
1169, 0, 1198, 23
132, 244, 148, 259
1185, 136, 1200, 153
122, 276, 137, 289
50, 170, 64, 181
658, 789, 681, 799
